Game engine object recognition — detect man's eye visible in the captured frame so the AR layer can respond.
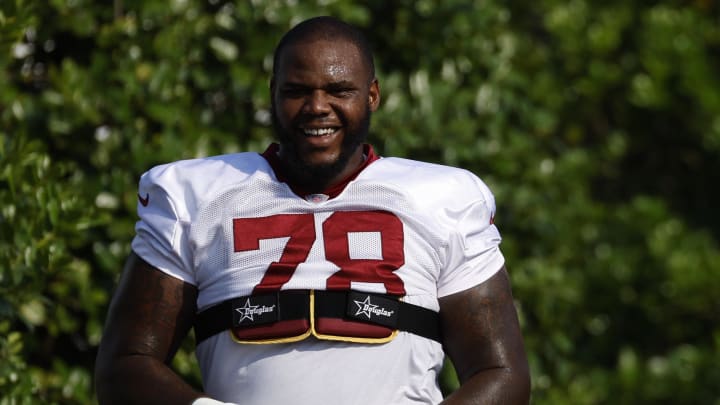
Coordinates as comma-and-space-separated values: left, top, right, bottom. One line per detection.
332, 89, 355, 97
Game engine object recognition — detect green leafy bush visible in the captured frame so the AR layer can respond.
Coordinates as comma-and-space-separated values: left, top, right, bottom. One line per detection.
1, 1, 719, 403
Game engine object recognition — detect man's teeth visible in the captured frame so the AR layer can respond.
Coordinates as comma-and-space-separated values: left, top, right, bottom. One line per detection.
303, 128, 336, 136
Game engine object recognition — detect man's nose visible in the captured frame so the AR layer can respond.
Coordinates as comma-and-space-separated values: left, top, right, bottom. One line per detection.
303, 90, 331, 115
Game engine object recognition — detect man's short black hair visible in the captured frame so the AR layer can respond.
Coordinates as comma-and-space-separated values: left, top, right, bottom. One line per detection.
272, 16, 376, 81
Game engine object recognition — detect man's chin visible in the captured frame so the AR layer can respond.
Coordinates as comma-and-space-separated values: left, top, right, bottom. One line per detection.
298, 151, 342, 169
297, 156, 347, 179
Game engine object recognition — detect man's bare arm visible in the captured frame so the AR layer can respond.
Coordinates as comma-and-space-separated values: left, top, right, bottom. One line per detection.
439, 266, 531, 404
95, 252, 203, 405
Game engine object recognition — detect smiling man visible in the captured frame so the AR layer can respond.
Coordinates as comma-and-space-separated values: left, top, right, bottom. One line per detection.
95, 16, 530, 405
270, 19, 379, 195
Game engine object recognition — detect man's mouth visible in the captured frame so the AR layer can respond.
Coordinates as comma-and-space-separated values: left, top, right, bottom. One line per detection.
302, 127, 339, 136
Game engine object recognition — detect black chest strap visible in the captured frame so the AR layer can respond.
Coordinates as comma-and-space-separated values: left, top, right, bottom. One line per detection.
194, 290, 441, 344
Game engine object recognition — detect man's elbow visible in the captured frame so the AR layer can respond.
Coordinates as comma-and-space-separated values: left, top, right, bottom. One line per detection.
94, 352, 116, 404
511, 364, 532, 403
94, 345, 131, 404
472, 364, 532, 404
485, 365, 532, 404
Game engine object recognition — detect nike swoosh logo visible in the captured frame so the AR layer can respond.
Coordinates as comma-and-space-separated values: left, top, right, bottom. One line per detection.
138, 193, 149, 207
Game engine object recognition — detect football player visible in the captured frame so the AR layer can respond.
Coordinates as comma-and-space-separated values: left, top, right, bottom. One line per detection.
95, 16, 530, 405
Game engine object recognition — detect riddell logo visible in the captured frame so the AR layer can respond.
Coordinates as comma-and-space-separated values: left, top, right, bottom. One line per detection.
138, 193, 149, 207
353, 296, 395, 319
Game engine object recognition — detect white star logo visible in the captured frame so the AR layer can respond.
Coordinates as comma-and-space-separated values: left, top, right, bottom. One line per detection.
354, 296, 377, 319
235, 298, 259, 323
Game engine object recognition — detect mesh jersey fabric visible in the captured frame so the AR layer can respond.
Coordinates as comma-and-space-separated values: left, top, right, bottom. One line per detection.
130, 148, 505, 404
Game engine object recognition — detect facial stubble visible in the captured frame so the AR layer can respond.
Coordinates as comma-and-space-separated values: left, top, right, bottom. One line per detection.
271, 105, 372, 193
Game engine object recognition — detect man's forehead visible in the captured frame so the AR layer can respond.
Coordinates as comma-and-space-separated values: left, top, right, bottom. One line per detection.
276, 39, 368, 78
280, 39, 361, 62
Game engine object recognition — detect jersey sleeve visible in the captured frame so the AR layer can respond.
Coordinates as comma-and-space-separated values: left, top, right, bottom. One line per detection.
437, 174, 505, 298
130, 168, 196, 285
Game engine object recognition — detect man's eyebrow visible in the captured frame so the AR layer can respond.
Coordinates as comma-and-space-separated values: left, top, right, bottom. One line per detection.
325, 80, 357, 89
280, 81, 309, 88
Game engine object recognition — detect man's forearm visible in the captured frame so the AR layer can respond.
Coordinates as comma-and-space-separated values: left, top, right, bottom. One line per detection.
95, 354, 203, 405
439, 366, 531, 405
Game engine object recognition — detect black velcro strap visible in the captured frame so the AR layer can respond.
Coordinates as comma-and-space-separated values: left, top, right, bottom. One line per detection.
194, 290, 441, 344
194, 291, 309, 344
314, 291, 441, 342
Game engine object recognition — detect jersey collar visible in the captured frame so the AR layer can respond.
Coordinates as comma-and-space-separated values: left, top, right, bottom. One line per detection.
261, 143, 380, 200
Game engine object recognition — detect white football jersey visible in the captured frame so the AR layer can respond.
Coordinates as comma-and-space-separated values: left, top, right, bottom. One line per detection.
131, 144, 505, 405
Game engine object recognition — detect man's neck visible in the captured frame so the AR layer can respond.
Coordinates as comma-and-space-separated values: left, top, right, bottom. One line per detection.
261, 143, 378, 199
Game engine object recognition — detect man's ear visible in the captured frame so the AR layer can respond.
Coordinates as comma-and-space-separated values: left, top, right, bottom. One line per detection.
368, 78, 381, 112
268, 77, 276, 117
269, 77, 278, 114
